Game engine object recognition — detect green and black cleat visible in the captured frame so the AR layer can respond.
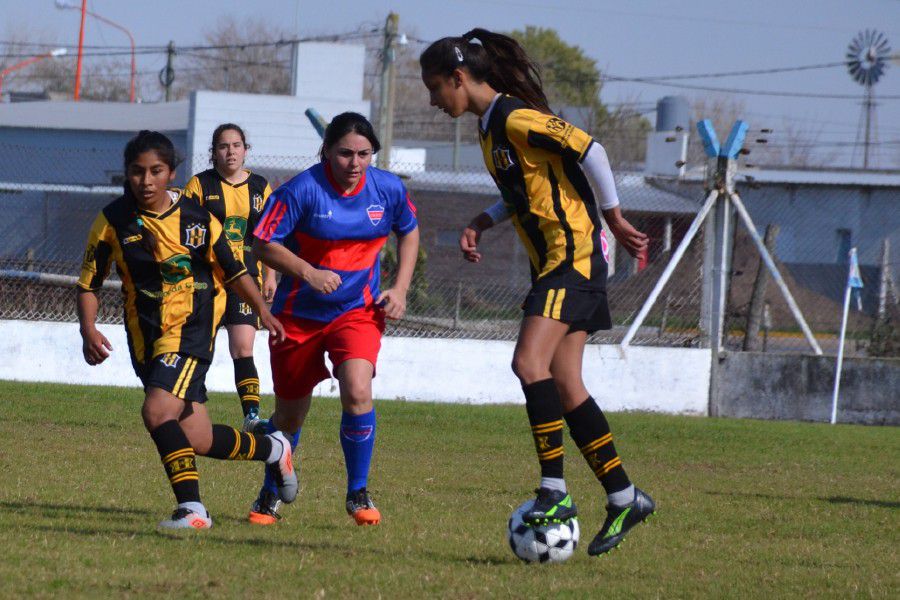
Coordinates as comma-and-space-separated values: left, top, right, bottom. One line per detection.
523, 487, 578, 525
587, 487, 656, 556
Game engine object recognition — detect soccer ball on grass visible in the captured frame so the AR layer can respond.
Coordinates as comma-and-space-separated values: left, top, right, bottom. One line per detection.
507, 498, 579, 563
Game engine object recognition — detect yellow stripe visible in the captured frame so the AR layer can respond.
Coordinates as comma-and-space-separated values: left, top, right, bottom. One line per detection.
237, 378, 259, 388
247, 433, 256, 460
228, 428, 241, 460
538, 447, 564, 461
552, 288, 566, 320
162, 448, 194, 464
242, 395, 260, 402
170, 357, 192, 399
175, 358, 197, 398
542, 288, 557, 318
531, 419, 564, 433
580, 433, 613, 454
170, 472, 199, 484
594, 457, 622, 477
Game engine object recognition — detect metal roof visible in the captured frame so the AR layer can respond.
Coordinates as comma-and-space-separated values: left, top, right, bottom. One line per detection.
0, 100, 190, 132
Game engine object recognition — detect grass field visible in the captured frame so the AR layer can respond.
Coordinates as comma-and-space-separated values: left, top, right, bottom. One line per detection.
1, 381, 897, 598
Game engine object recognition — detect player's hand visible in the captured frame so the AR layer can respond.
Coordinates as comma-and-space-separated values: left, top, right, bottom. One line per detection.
305, 268, 342, 294
376, 288, 408, 320
460, 226, 483, 263
262, 276, 277, 303
81, 327, 112, 366
607, 214, 648, 258
260, 310, 285, 345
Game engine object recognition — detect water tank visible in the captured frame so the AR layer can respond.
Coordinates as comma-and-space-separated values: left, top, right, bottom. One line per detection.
656, 96, 690, 132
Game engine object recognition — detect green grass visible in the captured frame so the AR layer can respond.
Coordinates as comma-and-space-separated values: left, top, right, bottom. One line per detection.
1, 381, 897, 598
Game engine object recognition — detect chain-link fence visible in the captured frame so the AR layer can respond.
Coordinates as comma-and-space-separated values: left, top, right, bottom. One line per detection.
1, 141, 897, 356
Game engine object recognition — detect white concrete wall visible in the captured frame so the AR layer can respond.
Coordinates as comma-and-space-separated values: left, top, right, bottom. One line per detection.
293, 43, 365, 102
0, 320, 710, 414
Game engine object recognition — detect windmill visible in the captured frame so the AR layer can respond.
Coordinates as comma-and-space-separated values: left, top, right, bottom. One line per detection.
846, 30, 890, 168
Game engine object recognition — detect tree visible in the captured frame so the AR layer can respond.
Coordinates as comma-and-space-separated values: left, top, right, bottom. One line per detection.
173, 16, 293, 99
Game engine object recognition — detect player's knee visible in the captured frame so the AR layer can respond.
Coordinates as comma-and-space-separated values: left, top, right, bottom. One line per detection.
341, 380, 372, 411
511, 353, 545, 384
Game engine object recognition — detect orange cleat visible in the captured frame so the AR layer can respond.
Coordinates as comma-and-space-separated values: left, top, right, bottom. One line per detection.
248, 489, 282, 526
346, 488, 381, 526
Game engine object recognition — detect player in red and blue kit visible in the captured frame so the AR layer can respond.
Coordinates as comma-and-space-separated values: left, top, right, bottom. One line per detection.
248, 112, 420, 525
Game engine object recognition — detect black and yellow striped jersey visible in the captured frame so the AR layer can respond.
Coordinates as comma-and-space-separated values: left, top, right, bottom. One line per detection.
184, 169, 272, 279
479, 94, 606, 285
77, 190, 247, 368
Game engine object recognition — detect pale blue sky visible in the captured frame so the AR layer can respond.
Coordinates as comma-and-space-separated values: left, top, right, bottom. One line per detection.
3, 0, 899, 168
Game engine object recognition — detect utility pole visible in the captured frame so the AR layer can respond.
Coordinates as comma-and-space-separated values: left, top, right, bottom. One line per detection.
377, 12, 399, 170
160, 41, 175, 102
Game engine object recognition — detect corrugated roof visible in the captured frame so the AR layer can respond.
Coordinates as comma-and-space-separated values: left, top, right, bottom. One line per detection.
683, 165, 900, 187
0, 100, 190, 132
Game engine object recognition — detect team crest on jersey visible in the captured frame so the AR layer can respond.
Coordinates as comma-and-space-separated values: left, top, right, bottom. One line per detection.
160, 254, 192, 284
223, 216, 247, 242
184, 223, 207, 248
252, 192, 265, 213
238, 302, 253, 316
159, 353, 181, 368
492, 146, 515, 171
366, 204, 385, 225
546, 117, 567, 134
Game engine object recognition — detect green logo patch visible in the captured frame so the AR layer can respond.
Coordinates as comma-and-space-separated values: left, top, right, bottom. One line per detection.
160, 253, 193, 284
223, 216, 247, 243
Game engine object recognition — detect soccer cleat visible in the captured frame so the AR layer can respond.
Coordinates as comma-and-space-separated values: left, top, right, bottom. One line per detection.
523, 488, 578, 525
587, 487, 656, 556
158, 507, 212, 530
248, 489, 283, 525
345, 488, 381, 525
266, 430, 298, 504
241, 408, 269, 435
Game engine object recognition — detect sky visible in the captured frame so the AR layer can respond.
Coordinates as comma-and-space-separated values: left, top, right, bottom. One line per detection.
2, 0, 900, 169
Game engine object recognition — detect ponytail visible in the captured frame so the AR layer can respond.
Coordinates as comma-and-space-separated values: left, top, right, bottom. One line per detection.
420, 28, 551, 114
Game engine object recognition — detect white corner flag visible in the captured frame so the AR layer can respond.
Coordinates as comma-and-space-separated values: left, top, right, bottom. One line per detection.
847, 247, 864, 311
831, 247, 864, 424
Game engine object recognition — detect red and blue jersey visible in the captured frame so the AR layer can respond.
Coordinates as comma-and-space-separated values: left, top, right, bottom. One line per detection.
254, 162, 418, 322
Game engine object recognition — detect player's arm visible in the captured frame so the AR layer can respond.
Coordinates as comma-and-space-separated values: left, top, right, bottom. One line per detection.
253, 238, 341, 295
602, 206, 647, 258
377, 226, 419, 320
76, 290, 113, 365
208, 218, 284, 342
75, 213, 115, 365
460, 198, 511, 264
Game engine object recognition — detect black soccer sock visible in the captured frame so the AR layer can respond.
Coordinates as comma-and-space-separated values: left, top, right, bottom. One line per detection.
564, 397, 631, 495
150, 420, 201, 505
523, 379, 565, 481
203, 424, 272, 461
234, 357, 260, 417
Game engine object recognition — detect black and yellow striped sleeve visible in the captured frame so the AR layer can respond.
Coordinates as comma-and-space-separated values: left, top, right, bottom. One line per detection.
77, 212, 116, 291
184, 175, 204, 205
506, 109, 594, 162
207, 216, 247, 284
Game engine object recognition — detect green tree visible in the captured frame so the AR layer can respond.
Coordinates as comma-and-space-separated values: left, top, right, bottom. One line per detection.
507, 26, 603, 110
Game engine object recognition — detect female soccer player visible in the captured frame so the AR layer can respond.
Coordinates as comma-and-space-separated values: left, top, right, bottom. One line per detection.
77, 130, 297, 530
248, 112, 419, 526
184, 124, 277, 433
420, 29, 654, 556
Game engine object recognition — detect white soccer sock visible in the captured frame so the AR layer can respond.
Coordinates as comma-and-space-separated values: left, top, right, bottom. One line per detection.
178, 501, 206, 516
608, 484, 635, 507
540, 477, 567, 493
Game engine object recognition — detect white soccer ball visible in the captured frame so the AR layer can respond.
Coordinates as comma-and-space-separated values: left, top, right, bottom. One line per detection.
507, 499, 579, 564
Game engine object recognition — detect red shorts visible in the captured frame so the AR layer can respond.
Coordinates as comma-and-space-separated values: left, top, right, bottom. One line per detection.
269, 306, 385, 400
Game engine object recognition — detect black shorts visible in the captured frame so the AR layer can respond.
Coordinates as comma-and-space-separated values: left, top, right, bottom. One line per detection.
522, 276, 612, 333
140, 352, 211, 403
221, 288, 261, 329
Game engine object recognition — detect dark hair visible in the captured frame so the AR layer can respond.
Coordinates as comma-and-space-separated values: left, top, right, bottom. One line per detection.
123, 130, 181, 255
319, 112, 381, 162
210, 122, 249, 166
419, 28, 550, 114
